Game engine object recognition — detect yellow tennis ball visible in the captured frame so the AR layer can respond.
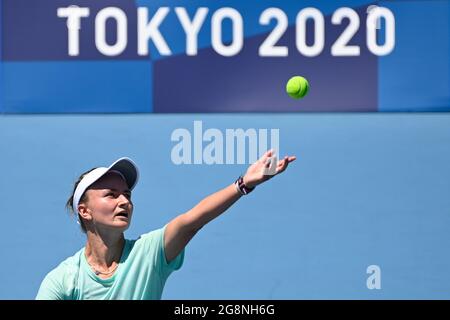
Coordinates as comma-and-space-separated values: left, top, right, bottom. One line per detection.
286, 76, 309, 99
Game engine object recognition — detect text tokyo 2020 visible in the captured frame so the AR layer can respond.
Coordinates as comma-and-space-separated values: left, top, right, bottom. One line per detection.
57, 6, 395, 58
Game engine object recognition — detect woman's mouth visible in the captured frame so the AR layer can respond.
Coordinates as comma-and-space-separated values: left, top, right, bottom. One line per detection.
115, 211, 129, 218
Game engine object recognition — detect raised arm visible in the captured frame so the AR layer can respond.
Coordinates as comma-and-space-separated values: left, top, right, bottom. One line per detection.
164, 150, 296, 262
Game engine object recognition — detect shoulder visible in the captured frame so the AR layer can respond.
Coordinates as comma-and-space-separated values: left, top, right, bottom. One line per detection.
137, 225, 184, 272
46, 250, 82, 281
36, 249, 83, 300
123, 226, 184, 278
134, 227, 166, 248
128, 226, 174, 260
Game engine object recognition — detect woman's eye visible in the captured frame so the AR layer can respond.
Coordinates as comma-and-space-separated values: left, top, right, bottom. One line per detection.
105, 192, 131, 199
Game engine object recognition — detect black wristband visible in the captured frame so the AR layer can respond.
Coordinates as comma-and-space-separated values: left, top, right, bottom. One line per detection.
235, 176, 255, 195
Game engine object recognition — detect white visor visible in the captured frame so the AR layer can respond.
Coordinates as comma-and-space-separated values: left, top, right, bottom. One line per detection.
72, 157, 139, 213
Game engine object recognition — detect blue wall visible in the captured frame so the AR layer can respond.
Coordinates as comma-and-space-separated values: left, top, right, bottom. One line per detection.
1, 114, 450, 299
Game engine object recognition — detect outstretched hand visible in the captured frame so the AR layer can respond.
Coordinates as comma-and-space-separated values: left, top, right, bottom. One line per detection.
243, 149, 296, 189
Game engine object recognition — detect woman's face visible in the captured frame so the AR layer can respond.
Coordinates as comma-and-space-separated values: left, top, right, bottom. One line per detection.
81, 171, 133, 232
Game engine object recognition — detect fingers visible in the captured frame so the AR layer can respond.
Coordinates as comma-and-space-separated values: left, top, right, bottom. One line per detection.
260, 151, 296, 173
261, 151, 296, 162
280, 156, 296, 164
260, 149, 274, 164
276, 157, 288, 174
265, 149, 274, 157
265, 155, 277, 175
275, 155, 296, 174
265, 157, 273, 168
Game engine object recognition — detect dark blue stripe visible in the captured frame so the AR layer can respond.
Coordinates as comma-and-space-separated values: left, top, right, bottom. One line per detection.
154, 5, 377, 112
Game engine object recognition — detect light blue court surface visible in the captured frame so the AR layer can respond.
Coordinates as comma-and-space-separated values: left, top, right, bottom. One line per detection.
1, 114, 450, 299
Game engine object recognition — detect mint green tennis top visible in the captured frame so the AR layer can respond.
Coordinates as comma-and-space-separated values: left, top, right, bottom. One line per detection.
36, 225, 184, 300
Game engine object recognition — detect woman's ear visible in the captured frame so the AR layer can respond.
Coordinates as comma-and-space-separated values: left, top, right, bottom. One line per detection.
78, 203, 93, 222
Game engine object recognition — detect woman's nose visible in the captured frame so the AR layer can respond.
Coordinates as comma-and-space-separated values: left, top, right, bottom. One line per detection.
118, 194, 131, 206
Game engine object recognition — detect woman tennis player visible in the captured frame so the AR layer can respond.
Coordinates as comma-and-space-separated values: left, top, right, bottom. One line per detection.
36, 150, 295, 299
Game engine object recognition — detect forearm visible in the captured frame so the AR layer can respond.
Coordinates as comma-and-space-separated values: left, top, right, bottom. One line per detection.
183, 183, 242, 232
